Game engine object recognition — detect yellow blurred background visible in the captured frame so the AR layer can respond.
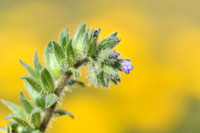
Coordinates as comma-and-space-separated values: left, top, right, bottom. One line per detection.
1, 0, 200, 133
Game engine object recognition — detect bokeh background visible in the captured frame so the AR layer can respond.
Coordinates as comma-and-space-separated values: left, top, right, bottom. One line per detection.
1, 0, 200, 133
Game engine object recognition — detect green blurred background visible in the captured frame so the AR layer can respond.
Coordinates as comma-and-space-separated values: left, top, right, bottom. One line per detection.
1, 0, 200, 133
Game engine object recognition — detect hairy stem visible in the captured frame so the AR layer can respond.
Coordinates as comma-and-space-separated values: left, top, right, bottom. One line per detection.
39, 58, 88, 132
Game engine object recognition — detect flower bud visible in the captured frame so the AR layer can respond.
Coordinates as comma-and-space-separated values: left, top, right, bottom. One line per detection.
119, 61, 134, 74
93, 30, 98, 38
110, 53, 119, 59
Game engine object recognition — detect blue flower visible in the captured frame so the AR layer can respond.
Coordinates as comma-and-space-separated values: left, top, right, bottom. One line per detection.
120, 61, 134, 74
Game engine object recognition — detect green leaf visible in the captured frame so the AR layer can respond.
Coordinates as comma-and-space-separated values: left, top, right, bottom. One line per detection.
88, 37, 97, 57
45, 94, 59, 108
67, 79, 84, 87
97, 72, 109, 88
7, 121, 18, 133
32, 130, 42, 133
87, 59, 99, 86
44, 41, 63, 80
102, 32, 118, 42
20, 91, 34, 114
4, 114, 32, 129
30, 108, 41, 128
7, 125, 11, 133
98, 49, 115, 62
41, 68, 55, 93
88, 71, 98, 87
54, 109, 74, 119
97, 28, 101, 35
53, 41, 66, 66
111, 78, 118, 85
73, 22, 86, 46
83, 33, 89, 55
1, 100, 27, 120
21, 76, 42, 92
0, 127, 6, 132
73, 22, 86, 57
88, 29, 95, 43
66, 40, 75, 66
103, 65, 121, 85
19, 59, 39, 79
97, 32, 120, 51
34, 51, 43, 73
59, 28, 69, 48
25, 81, 46, 109
69, 68, 80, 79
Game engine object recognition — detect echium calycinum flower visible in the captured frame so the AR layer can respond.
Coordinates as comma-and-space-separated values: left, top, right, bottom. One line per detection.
109, 52, 134, 74
0, 22, 133, 133
86, 25, 133, 87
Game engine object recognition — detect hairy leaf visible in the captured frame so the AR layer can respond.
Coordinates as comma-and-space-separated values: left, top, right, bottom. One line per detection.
44, 41, 63, 80
97, 32, 119, 51
45, 94, 59, 108
19, 60, 39, 79
4, 114, 32, 129
73, 22, 86, 57
67, 79, 84, 87
30, 108, 41, 128
54, 109, 74, 119
59, 28, 69, 48
20, 91, 34, 114
41, 68, 55, 93
34, 51, 43, 73
25, 81, 45, 109
66, 40, 75, 66
88, 29, 95, 43
7, 125, 11, 133
88, 37, 97, 57
98, 49, 115, 62
53, 41, 66, 67
1, 100, 27, 120
21, 76, 42, 92
97, 72, 109, 88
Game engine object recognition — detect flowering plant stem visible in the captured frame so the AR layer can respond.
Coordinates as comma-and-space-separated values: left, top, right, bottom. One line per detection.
40, 58, 88, 132
1, 23, 133, 133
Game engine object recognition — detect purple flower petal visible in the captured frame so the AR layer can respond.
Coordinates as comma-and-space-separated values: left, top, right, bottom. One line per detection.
120, 61, 134, 74
121, 67, 130, 74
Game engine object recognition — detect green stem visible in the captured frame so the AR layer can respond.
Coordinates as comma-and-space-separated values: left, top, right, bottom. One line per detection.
39, 58, 88, 132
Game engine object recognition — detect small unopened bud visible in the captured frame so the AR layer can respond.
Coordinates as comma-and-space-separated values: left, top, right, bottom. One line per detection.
93, 30, 98, 38
110, 53, 119, 59
113, 37, 119, 41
